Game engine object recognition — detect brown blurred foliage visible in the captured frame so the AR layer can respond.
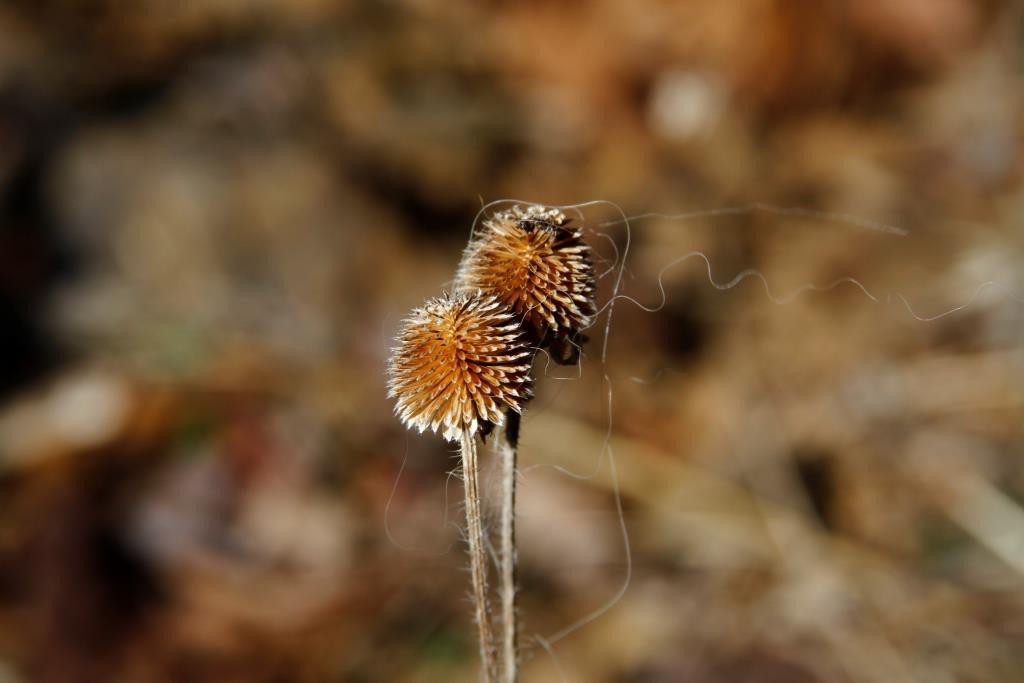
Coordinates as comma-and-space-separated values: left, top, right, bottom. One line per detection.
0, 1, 1022, 682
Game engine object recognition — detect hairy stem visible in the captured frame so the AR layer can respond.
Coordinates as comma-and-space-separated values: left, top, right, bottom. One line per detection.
498, 411, 521, 683
460, 431, 498, 682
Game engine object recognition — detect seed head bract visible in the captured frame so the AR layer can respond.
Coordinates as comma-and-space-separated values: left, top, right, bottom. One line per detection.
456, 204, 596, 364
387, 292, 533, 442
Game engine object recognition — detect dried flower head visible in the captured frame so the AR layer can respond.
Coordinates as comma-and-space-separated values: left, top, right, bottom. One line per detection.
456, 204, 596, 364
387, 292, 533, 442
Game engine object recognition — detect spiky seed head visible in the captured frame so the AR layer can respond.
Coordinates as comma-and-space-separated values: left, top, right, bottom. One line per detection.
456, 204, 596, 363
387, 292, 533, 442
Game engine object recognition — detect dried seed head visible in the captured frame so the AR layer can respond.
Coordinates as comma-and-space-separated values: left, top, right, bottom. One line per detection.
456, 204, 596, 364
387, 292, 533, 442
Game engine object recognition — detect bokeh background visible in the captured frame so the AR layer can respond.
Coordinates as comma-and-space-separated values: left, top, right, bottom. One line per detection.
1, 1, 1023, 682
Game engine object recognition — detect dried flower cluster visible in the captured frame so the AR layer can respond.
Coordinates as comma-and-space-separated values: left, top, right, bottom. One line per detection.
387, 293, 532, 442
389, 204, 596, 438
456, 205, 596, 363
385, 203, 596, 683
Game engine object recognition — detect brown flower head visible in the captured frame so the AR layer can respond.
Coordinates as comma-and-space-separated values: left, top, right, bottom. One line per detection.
387, 292, 533, 442
456, 204, 596, 364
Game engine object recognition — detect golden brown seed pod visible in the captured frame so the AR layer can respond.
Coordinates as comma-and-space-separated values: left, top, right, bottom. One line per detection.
387, 292, 533, 442
456, 204, 596, 363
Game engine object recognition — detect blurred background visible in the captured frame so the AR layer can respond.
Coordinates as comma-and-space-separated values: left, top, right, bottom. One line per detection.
1, 1, 1023, 682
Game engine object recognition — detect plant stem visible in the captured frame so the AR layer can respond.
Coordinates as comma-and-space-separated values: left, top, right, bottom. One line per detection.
460, 431, 498, 682
498, 411, 521, 683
